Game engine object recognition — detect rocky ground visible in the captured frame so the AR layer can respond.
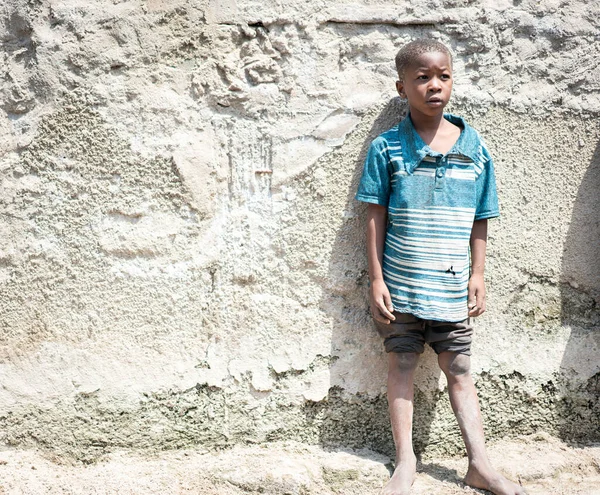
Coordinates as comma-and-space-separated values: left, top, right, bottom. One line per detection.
0, 433, 598, 495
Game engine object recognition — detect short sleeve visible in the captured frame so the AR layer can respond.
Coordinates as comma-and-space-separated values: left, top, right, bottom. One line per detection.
355, 138, 392, 206
474, 144, 500, 220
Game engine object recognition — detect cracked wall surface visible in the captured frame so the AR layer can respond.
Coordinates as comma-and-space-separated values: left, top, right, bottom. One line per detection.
0, 0, 598, 461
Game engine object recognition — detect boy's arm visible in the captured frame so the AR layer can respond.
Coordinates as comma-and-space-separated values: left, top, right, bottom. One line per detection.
468, 218, 488, 317
367, 204, 396, 324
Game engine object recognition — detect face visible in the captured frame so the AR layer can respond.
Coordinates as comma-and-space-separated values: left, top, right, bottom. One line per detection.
396, 51, 453, 118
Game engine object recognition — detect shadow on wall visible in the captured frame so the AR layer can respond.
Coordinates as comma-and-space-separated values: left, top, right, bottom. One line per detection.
308, 97, 445, 458
559, 139, 600, 442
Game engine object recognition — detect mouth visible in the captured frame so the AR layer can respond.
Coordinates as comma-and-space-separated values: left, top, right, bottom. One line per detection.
427, 98, 443, 104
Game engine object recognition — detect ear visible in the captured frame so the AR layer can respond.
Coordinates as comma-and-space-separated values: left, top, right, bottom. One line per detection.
396, 80, 405, 98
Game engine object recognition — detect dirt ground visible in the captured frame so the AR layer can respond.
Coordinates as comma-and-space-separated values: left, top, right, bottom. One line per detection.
0, 433, 598, 494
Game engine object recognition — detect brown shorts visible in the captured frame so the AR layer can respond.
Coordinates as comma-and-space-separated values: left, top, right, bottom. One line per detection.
374, 312, 473, 355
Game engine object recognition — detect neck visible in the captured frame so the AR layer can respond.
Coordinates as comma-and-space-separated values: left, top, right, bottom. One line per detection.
408, 109, 445, 134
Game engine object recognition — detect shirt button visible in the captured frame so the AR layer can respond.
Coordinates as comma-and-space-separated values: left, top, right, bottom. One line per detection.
437, 168, 445, 178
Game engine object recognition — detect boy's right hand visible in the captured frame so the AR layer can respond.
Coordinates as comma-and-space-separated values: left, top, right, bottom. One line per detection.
370, 278, 396, 324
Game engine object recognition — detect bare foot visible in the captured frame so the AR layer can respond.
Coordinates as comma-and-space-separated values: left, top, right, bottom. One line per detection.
381, 453, 417, 495
465, 463, 527, 495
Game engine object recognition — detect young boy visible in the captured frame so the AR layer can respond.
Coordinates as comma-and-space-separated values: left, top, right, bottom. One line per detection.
356, 39, 527, 495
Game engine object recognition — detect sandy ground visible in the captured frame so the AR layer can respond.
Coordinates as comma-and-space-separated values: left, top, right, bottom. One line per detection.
0, 433, 598, 494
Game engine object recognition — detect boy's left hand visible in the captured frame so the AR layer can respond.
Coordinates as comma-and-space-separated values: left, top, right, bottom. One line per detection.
468, 274, 486, 317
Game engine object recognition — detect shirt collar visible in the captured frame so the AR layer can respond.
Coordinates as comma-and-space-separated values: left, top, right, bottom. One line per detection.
398, 113, 481, 174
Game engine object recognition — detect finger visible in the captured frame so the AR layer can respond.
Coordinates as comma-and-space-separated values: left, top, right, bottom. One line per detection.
377, 300, 395, 321
373, 308, 391, 324
469, 306, 481, 317
467, 283, 476, 306
473, 294, 486, 316
382, 293, 396, 321
467, 290, 477, 310
371, 305, 391, 325
478, 299, 486, 315
375, 315, 391, 324
469, 303, 485, 317
468, 296, 480, 316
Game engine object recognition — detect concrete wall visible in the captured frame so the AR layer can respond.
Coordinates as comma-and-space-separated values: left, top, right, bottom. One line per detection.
0, 0, 598, 461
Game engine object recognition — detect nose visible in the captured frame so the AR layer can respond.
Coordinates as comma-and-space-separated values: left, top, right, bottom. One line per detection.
428, 76, 442, 91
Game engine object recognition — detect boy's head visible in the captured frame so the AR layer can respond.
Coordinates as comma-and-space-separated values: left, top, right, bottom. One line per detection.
395, 39, 453, 82
394, 39, 454, 115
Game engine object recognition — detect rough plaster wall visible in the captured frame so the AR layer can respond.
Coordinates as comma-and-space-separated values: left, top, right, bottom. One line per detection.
0, 0, 598, 461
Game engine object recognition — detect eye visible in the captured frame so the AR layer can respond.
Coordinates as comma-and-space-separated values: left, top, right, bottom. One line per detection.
417, 75, 429, 80
441, 74, 452, 80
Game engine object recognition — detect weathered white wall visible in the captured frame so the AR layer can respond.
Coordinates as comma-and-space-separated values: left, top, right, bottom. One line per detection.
0, 0, 598, 461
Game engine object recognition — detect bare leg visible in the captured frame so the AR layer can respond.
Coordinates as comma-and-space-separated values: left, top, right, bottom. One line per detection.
381, 352, 419, 495
438, 352, 527, 495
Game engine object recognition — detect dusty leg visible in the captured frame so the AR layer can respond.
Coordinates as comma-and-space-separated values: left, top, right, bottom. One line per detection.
381, 352, 419, 495
438, 351, 527, 495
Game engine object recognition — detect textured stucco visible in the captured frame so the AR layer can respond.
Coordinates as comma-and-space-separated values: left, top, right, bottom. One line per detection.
0, 0, 599, 463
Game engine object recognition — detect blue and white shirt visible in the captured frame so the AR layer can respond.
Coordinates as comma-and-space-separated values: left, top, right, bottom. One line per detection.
356, 113, 500, 322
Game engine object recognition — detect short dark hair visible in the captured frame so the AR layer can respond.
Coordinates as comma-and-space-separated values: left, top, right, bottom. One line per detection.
395, 39, 453, 80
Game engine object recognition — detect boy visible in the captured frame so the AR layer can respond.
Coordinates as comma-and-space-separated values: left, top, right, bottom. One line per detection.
355, 39, 526, 495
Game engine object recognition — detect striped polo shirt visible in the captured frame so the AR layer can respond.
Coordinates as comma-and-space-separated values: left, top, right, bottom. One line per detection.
356, 113, 500, 322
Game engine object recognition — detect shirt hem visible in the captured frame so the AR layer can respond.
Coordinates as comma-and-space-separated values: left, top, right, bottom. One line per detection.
474, 211, 500, 221
392, 305, 469, 323
355, 194, 388, 206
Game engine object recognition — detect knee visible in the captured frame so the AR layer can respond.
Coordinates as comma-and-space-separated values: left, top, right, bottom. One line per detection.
438, 352, 471, 378
389, 352, 419, 372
